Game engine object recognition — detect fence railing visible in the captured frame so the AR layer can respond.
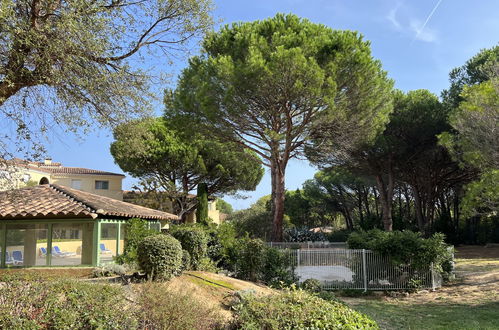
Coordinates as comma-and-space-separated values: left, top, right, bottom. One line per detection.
283, 249, 441, 291
267, 241, 347, 249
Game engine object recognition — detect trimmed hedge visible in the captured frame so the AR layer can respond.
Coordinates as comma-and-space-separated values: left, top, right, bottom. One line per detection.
233, 289, 379, 329
170, 225, 209, 270
137, 234, 183, 280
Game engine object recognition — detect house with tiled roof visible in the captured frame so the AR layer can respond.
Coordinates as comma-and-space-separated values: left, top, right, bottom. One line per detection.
123, 190, 223, 225
0, 184, 178, 268
1, 158, 125, 200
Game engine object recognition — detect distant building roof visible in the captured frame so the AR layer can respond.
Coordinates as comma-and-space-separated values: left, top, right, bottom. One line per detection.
123, 190, 216, 201
10, 158, 125, 177
0, 184, 178, 221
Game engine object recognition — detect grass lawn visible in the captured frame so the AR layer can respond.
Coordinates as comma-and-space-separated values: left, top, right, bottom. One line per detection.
351, 299, 499, 330
342, 245, 499, 330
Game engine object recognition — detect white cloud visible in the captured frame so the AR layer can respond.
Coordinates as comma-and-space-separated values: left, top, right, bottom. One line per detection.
387, 6, 402, 30
385, 2, 440, 44
410, 19, 438, 42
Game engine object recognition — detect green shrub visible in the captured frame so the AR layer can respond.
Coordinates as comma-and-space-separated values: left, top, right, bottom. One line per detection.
137, 234, 183, 281
234, 237, 266, 281
170, 225, 209, 270
137, 282, 223, 329
262, 247, 297, 287
115, 218, 157, 265
205, 222, 238, 269
232, 237, 296, 286
181, 249, 192, 271
233, 288, 379, 329
197, 257, 219, 272
347, 229, 453, 276
0, 279, 137, 329
301, 278, 322, 293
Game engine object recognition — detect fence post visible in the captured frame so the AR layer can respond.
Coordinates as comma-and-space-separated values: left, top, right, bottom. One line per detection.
362, 249, 367, 292
431, 262, 436, 291
297, 249, 301, 267
270, 241, 273, 248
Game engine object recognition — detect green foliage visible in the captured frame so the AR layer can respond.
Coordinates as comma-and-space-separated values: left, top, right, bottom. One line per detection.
197, 257, 219, 272
284, 227, 328, 242
232, 288, 379, 329
171, 13, 393, 240
115, 218, 156, 266
301, 278, 323, 293
0, 279, 137, 329
196, 182, 209, 224
170, 225, 209, 270
442, 45, 499, 109
261, 247, 297, 287
111, 117, 263, 214
234, 237, 267, 282
441, 61, 498, 219
181, 249, 192, 271
347, 230, 453, 274
228, 195, 274, 240
461, 170, 499, 218
233, 237, 296, 286
0, 0, 213, 161
137, 234, 183, 281
216, 198, 234, 214
204, 221, 238, 269
137, 282, 223, 329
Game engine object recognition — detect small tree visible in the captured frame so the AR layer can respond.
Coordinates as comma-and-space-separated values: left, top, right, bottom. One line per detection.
196, 183, 209, 224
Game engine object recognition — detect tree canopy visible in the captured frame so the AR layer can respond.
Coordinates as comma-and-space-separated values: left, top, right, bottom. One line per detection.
110, 117, 263, 218
169, 13, 393, 240
441, 60, 499, 217
0, 0, 213, 160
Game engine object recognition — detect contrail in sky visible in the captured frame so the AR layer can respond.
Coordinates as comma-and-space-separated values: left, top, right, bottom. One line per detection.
412, 0, 444, 43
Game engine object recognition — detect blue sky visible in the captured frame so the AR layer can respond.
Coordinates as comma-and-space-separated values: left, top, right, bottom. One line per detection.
36, 0, 499, 210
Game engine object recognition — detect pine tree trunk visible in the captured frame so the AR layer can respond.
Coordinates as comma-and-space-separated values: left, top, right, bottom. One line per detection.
271, 160, 286, 242
375, 171, 394, 232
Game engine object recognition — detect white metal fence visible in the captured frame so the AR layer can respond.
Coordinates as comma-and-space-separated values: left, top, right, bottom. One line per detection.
283, 248, 441, 291
268, 241, 347, 249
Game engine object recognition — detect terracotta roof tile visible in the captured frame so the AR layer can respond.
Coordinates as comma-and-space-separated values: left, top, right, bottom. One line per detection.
10, 158, 125, 176
0, 184, 178, 221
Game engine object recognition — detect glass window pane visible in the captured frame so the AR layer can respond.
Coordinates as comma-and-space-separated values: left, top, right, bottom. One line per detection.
71, 179, 82, 190
6, 224, 48, 267
95, 180, 109, 190
100, 223, 117, 263
52, 223, 92, 266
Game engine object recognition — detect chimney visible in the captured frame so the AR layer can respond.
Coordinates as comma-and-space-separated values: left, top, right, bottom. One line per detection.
44, 158, 52, 165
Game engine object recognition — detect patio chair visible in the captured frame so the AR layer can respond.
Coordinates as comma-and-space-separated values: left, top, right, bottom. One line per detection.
52, 246, 76, 257
39, 247, 48, 257
5, 251, 14, 265
12, 250, 23, 265
100, 244, 112, 254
